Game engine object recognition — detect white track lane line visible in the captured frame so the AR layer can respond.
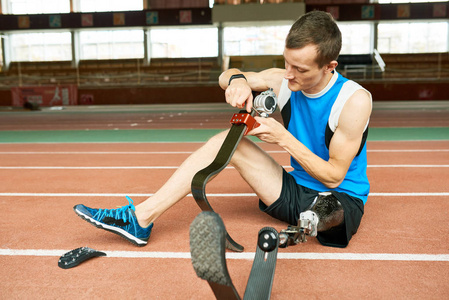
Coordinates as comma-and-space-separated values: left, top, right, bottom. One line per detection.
0, 248, 448, 262
0, 149, 447, 155
368, 149, 449, 152
0, 165, 448, 169
0, 192, 448, 197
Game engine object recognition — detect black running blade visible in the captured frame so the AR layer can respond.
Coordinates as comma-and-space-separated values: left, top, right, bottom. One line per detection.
243, 227, 279, 300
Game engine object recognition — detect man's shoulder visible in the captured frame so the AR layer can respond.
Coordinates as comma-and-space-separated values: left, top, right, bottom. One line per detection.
340, 79, 371, 101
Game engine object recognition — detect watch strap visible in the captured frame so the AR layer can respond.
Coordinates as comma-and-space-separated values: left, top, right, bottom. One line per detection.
228, 74, 247, 85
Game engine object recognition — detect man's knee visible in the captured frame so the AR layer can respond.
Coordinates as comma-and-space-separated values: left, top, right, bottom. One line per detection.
200, 130, 230, 154
207, 130, 229, 144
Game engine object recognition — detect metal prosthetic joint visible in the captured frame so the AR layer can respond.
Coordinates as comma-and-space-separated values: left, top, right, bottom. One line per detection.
278, 217, 314, 247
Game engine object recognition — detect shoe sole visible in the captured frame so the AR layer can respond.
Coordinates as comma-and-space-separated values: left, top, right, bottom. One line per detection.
74, 206, 148, 247
189, 211, 240, 300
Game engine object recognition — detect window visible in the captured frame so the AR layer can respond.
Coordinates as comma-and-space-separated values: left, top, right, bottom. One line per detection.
222, 22, 374, 56
10, 32, 72, 61
3, 0, 144, 14
223, 24, 290, 56
150, 27, 218, 58
78, 0, 143, 12
378, 22, 448, 53
0, 37, 3, 69
378, 0, 447, 3
4, 0, 70, 14
338, 23, 372, 54
79, 30, 144, 59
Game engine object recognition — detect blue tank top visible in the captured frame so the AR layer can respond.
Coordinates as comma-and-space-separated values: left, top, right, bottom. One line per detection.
279, 72, 370, 204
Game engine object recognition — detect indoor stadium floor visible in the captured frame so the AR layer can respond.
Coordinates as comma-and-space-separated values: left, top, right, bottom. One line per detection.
0, 100, 448, 299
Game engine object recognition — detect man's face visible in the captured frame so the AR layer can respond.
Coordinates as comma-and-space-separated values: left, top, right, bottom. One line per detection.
283, 45, 329, 94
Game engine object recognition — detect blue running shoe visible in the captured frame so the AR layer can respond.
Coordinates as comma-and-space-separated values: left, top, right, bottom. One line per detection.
74, 196, 153, 247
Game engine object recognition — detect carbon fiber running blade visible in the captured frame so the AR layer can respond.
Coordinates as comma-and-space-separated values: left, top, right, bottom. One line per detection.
191, 109, 254, 253
243, 227, 279, 300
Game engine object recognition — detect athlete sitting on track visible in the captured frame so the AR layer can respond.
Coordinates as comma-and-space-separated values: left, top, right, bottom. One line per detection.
74, 10, 372, 248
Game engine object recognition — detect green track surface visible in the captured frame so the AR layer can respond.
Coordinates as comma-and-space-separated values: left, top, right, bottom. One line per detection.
0, 127, 448, 143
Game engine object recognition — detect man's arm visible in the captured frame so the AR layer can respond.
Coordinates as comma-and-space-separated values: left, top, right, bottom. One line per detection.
284, 89, 371, 188
252, 89, 372, 189
219, 68, 285, 112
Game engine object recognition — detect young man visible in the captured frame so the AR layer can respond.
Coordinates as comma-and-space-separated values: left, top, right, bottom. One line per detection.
74, 10, 372, 248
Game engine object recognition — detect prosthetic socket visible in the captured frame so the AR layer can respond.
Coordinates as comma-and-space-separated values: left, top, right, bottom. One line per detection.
279, 192, 344, 247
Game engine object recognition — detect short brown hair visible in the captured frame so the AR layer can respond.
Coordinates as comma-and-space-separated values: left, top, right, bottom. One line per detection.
286, 10, 342, 68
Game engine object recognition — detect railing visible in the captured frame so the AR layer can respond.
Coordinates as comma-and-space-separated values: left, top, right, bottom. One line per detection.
339, 52, 449, 81
1, 53, 448, 88
0, 58, 221, 87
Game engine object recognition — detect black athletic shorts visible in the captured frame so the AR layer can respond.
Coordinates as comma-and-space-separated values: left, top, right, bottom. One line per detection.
259, 169, 364, 248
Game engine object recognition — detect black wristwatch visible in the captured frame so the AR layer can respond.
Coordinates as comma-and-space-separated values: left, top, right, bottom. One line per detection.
228, 74, 247, 85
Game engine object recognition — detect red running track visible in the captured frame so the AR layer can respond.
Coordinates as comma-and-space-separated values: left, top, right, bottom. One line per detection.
0, 140, 448, 299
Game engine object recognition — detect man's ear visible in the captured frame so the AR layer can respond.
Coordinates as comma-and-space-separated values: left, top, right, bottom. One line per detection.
325, 60, 338, 73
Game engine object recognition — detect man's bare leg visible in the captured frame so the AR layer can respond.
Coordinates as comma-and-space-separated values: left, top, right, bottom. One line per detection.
134, 130, 284, 228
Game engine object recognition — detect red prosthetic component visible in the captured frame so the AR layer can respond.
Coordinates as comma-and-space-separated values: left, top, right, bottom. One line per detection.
230, 113, 260, 135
